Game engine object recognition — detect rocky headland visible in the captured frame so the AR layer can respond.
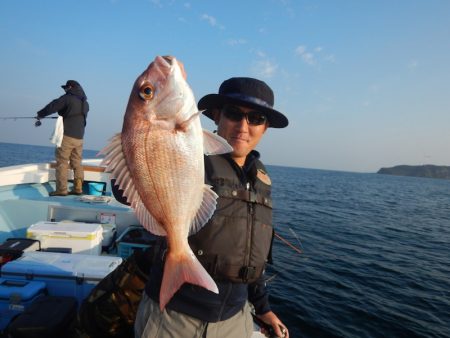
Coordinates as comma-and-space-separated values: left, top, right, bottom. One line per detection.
377, 165, 450, 179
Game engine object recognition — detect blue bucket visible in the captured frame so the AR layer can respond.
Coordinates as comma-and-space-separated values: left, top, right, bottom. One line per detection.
88, 182, 105, 196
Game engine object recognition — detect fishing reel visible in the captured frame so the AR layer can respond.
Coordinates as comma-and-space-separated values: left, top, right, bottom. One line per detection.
34, 117, 42, 127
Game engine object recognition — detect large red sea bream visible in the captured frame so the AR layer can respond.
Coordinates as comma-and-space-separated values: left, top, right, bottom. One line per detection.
100, 56, 232, 310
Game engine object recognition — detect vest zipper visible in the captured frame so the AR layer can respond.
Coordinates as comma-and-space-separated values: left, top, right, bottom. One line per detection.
245, 182, 254, 281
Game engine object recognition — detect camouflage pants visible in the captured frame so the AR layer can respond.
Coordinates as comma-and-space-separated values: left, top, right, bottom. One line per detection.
54, 135, 84, 192
134, 293, 254, 338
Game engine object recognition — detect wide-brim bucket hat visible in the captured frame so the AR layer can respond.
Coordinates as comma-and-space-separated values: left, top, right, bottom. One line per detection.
198, 77, 288, 128
61, 80, 80, 90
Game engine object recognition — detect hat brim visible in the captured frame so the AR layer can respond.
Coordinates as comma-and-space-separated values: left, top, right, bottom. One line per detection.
198, 94, 288, 128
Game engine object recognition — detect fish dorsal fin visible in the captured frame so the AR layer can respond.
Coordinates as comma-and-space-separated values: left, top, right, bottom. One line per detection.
99, 133, 167, 236
203, 129, 233, 155
189, 184, 219, 235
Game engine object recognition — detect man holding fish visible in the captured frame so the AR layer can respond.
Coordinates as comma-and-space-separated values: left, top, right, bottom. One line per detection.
101, 56, 289, 338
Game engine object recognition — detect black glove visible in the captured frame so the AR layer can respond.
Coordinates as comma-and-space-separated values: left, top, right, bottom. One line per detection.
34, 116, 41, 127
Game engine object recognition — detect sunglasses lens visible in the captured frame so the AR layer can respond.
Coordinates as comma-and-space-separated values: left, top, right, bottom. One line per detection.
223, 106, 243, 122
247, 112, 267, 125
223, 105, 267, 125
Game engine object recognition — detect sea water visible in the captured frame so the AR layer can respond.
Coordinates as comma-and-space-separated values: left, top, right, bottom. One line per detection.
1, 142, 449, 338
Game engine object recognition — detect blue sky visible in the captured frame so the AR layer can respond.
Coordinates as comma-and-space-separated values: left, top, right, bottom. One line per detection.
1, 0, 449, 173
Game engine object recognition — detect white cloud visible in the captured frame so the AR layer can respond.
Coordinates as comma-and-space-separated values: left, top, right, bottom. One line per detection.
295, 44, 336, 66
295, 45, 307, 55
150, 0, 162, 8
252, 59, 278, 78
408, 59, 419, 69
295, 45, 316, 65
324, 54, 336, 63
201, 14, 216, 26
256, 50, 266, 58
201, 14, 224, 29
302, 52, 315, 65
227, 38, 247, 46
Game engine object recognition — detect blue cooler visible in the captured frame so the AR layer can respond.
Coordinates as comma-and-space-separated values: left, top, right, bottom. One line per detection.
0, 251, 122, 307
0, 278, 47, 330
7, 296, 78, 337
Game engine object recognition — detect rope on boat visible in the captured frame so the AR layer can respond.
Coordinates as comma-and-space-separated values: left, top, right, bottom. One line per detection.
78, 195, 112, 204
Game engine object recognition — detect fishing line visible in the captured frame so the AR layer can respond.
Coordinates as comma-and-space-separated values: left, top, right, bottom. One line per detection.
288, 227, 304, 252
264, 227, 304, 283
264, 228, 304, 284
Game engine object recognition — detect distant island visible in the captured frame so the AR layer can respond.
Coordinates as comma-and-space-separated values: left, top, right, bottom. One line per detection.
377, 165, 450, 180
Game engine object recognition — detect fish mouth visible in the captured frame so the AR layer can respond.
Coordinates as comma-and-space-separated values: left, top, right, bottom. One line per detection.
161, 55, 174, 65
153, 55, 174, 70
150, 56, 176, 79
159, 55, 187, 80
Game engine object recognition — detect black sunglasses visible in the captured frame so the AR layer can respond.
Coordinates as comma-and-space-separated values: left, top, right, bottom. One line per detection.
221, 105, 267, 126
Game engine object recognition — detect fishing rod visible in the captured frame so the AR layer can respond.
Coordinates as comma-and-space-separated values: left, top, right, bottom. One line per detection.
274, 231, 303, 254
264, 230, 303, 284
0, 116, 58, 120
0, 116, 57, 127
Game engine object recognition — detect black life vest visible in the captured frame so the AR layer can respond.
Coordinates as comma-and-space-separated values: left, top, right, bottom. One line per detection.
188, 154, 274, 283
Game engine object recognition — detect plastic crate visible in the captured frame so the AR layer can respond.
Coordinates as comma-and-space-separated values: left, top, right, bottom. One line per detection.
117, 242, 151, 259
116, 226, 157, 259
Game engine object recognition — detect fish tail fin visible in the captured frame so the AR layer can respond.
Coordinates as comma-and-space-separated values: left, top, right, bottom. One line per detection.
159, 249, 218, 311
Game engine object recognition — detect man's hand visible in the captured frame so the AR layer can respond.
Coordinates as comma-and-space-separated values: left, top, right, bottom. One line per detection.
257, 311, 289, 338
34, 116, 41, 127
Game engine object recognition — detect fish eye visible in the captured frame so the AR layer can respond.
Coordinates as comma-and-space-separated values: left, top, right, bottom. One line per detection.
139, 82, 154, 101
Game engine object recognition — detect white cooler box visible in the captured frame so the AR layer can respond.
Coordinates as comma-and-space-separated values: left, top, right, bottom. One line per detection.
0, 251, 122, 307
26, 221, 103, 255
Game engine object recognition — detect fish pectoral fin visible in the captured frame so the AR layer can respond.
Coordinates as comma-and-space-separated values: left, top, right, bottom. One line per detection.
189, 185, 218, 235
98, 133, 122, 162
203, 129, 233, 155
159, 249, 218, 311
176, 110, 200, 132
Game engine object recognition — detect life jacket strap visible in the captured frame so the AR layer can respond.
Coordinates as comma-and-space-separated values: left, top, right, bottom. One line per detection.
213, 187, 273, 208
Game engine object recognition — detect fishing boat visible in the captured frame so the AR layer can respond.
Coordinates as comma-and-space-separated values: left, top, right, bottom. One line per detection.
0, 159, 266, 337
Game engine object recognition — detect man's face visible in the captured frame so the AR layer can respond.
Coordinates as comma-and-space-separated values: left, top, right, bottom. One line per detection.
214, 104, 268, 166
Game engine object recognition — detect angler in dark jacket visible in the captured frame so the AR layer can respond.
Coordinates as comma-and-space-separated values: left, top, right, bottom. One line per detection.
37, 80, 89, 196
135, 77, 290, 338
